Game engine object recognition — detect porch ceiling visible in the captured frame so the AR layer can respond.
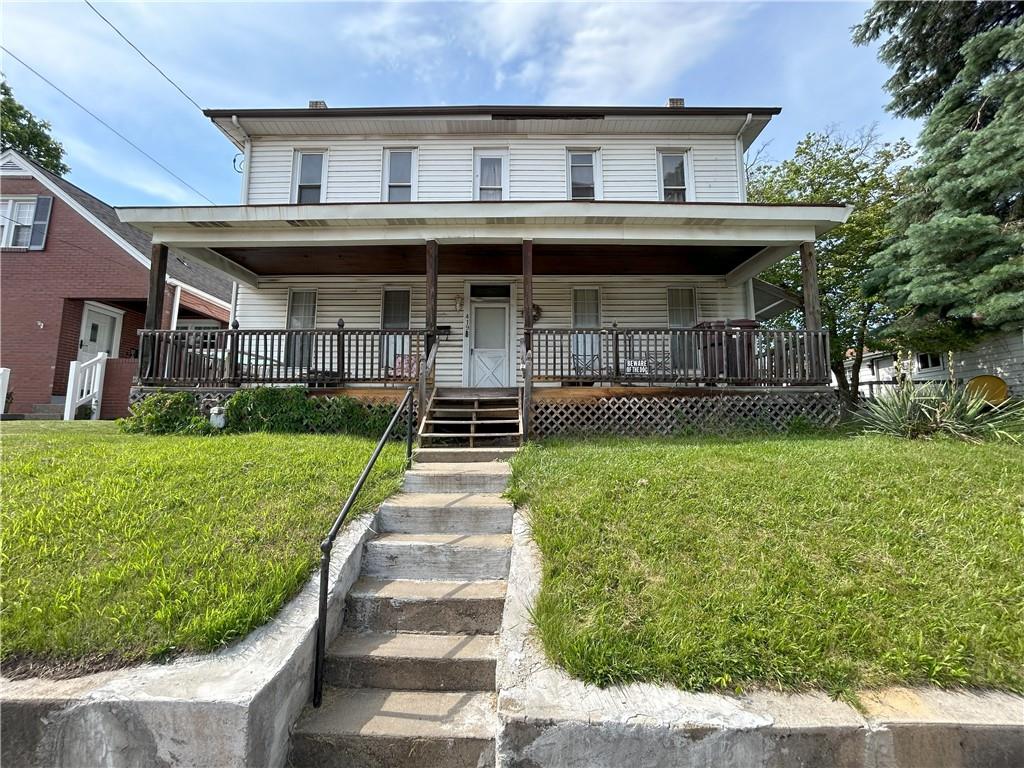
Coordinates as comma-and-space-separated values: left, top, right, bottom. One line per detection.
211, 243, 762, 276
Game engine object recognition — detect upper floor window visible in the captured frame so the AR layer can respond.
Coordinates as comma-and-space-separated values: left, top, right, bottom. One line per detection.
293, 151, 325, 204
917, 352, 944, 371
385, 149, 416, 202
0, 196, 52, 249
658, 150, 689, 202
474, 149, 508, 201
568, 150, 600, 200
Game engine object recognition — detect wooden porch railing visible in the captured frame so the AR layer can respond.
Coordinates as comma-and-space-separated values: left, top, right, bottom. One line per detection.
136, 329, 427, 387
527, 327, 831, 386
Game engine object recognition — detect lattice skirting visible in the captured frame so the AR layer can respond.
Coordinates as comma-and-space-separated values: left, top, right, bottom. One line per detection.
129, 387, 418, 420
530, 391, 841, 438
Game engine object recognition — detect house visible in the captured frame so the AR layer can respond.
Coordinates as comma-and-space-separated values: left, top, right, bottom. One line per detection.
116, 101, 852, 439
844, 329, 1024, 401
0, 149, 233, 419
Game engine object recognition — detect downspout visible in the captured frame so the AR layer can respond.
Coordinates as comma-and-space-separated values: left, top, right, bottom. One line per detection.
232, 115, 252, 204
229, 282, 239, 326
736, 112, 752, 203
170, 284, 182, 330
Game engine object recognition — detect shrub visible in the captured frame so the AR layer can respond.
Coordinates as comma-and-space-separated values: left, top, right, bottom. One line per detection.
119, 392, 210, 435
858, 382, 1024, 443
223, 386, 312, 432
224, 387, 403, 438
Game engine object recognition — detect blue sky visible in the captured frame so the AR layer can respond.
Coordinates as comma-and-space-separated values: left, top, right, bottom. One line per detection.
2, 1, 918, 206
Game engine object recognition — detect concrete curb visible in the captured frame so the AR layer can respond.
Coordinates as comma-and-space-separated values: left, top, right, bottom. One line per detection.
495, 512, 1024, 768
1, 510, 379, 768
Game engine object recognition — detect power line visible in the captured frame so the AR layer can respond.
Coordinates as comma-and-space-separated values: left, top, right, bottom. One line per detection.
82, 0, 203, 112
0, 46, 216, 204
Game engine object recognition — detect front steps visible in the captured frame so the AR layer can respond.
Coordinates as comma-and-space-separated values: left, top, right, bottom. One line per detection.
419, 389, 523, 448
289, 447, 514, 768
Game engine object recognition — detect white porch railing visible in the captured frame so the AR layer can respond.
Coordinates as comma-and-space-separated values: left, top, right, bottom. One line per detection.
0, 367, 10, 415
64, 353, 108, 420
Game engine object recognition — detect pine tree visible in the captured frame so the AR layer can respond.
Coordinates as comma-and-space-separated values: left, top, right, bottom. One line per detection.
864, 18, 1024, 347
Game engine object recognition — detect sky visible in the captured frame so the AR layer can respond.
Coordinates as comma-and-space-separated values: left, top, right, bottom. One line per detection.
1, 0, 920, 206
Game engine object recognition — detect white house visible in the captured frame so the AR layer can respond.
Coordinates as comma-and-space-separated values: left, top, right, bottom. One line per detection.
844, 329, 1024, 400
117, 101, 852, 439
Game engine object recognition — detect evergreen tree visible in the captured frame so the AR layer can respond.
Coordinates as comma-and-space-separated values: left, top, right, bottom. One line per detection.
860, 15, 1024, 347
748, 129, 912, 402
0, 81, 69, 175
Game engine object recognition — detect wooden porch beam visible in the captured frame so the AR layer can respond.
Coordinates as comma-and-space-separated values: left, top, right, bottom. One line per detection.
145, 243, 169, 329
425, 239, 438, 340
799, 241, 823, 332
522, 240, 534, 347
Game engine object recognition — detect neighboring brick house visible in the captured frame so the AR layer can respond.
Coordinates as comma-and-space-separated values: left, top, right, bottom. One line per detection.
0, 149, 233, 417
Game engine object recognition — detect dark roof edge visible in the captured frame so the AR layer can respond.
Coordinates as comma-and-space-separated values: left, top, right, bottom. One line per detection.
204, 105, 782, 119
116, 199, 848, 212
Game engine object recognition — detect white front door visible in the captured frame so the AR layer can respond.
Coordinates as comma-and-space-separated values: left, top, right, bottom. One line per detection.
78, 304, 121, 362
470, 302, 510, 387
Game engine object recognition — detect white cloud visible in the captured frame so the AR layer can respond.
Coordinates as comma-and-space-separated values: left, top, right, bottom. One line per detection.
62, 135, 197, 205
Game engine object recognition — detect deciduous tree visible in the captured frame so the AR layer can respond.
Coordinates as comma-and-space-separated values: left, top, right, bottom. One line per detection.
1, 81, 69, 175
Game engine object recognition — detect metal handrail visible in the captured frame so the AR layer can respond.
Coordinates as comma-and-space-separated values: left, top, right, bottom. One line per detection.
313, 385, 415, 708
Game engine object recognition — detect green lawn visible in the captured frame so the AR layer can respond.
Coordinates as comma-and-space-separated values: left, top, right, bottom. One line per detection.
508, 434, 1024, 698
1, 421, 403, 676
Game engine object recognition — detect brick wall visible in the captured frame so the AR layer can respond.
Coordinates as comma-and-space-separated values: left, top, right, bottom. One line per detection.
0, 176, 211, 413
99, 358, 136, 419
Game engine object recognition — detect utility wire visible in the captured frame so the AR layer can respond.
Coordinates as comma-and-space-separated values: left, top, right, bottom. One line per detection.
83, 0, 203, 112
0, 46, 216, 204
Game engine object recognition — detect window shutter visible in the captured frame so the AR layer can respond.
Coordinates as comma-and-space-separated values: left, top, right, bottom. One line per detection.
28, 196, 52, 250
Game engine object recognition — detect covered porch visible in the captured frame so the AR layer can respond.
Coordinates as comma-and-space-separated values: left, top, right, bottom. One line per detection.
117, 200, 848, 433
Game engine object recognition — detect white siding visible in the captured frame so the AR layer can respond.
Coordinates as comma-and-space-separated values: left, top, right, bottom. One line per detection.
244, 134, 744, 204
845, 329, 1024, 396
235, 276, 748, 386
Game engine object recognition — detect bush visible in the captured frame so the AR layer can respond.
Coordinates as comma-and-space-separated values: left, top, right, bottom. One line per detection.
224, 386, 404, 438
858, 382, 1024, 443
119, 392, 210, 435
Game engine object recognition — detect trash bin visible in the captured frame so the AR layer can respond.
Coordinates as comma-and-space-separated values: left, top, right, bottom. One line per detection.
696, 320, 760, 383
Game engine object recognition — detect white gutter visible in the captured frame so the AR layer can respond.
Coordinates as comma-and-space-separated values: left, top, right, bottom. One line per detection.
736, 112, 752, 203
170, 284, 182, 329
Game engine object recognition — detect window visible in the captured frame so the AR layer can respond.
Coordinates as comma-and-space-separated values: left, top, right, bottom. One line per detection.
1, 198, 35, 247
571, 287, 601, 376
917, 352, 944, 371
474, 150, 508, 201
568, 151, 598, 200
658, 151, 689, 202
385, 149, 415, 202
294, 152, 325, 204
572, 288, 600, 328
286, 289, 317, 367
381, 289, 411, 376
668, 287, 697, 370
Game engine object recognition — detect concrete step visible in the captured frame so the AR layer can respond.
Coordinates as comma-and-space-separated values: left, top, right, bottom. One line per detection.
289, 688, 496, 768
31, 403, 64, 414
403, 462, 511, 493
378, 493, 513, 534
325, 631, 496, 691
362, 533, 511, 581
345, 578, 507, 634
413, 446, 519, 463
23, 413, 61, 420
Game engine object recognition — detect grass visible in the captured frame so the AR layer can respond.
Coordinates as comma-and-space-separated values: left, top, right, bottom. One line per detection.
1, 421, 404, 676
507, 433, 1024, 699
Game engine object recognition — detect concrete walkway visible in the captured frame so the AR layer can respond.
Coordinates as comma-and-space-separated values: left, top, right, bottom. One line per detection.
288, 447, 516, 768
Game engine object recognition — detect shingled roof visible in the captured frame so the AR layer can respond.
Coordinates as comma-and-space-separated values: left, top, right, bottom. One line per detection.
11, 152, 233, 302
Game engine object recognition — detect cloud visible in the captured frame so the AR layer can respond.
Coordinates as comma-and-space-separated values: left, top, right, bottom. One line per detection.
62, 135, 197, 205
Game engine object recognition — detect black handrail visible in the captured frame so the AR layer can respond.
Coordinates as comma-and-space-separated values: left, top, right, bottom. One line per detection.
313, 385, 415, 707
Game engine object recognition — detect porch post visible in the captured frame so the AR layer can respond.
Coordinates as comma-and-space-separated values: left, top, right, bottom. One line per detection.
145, 243, 169, 330
799, 241, 822, 332
425, 240, 438, 349
522, 240, 533, 439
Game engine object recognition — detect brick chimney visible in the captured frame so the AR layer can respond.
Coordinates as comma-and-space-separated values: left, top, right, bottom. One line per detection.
665, 97, 685, 108
308, 100, 328, 109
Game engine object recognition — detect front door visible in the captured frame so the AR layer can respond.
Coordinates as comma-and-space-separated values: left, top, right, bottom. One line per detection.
469, 302, 510, 387
78, 304, 120, 362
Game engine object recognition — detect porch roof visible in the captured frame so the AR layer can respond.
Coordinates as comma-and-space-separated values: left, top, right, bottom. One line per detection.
116, 201, 852, 287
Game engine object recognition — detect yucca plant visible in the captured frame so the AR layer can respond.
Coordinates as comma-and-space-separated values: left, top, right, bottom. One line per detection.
858, 382, 1024, 443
